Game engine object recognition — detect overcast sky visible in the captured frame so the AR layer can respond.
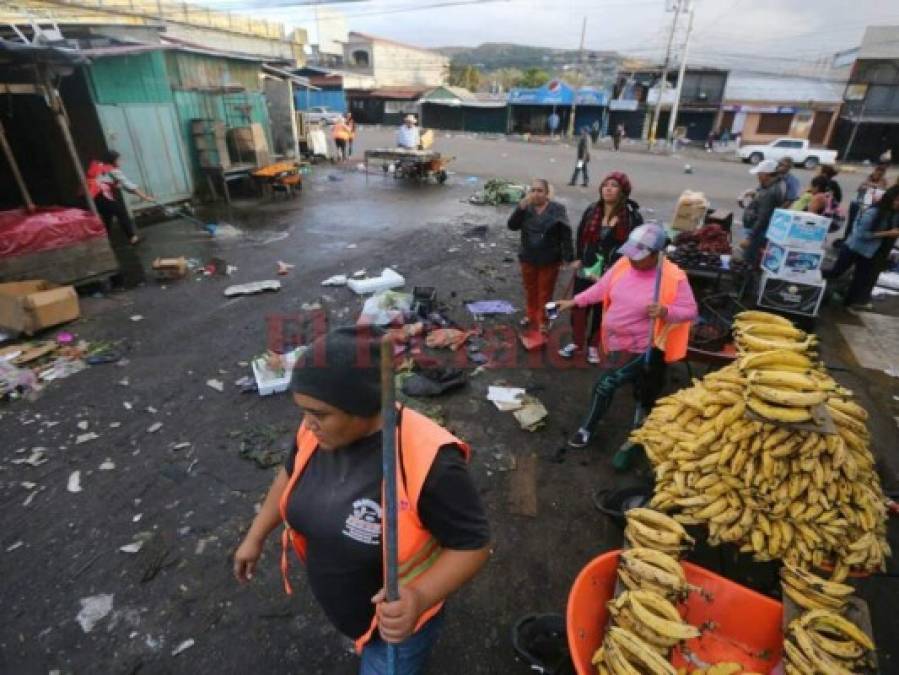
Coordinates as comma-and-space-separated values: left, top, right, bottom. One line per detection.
203, 0, 898, 72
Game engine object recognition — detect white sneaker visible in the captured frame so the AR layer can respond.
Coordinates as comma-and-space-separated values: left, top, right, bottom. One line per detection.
558, 343, 580, 359
587, 347, 600, 364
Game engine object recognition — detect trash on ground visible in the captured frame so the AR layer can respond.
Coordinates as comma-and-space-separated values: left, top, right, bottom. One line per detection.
252, 347, 307, 396
347, 268, 405, 295
11, 447, 47, 466
206, 378, 224, 392
469, 178, 526, 205
147, 422, 163, 433
172, 442, 192, 451
276, 261, 295, 276
426, 328, 475, 351
466, 300, 516, 316
346, 243, 357, 249
203, 257, 230, 276
123, 401, 133, 410
300, 301, 322, 311
352, 269, 367, 279
513, 397, 548, 431
6, 540, 23, 552
99, 459, 115, 470
238, 424, 290, 468
67, 471, 82, 493
401, 368, 468, 398
76, 593, 114, 633
119, 541, 144, 554
224, 280, 281, 298
0, 360, 39, 400
321, 274, 348, 287
130, 315, 143, 322
487, 386, 527, 411
77, 420, 89, 430
152, 257, 188, 281
462, 224, 489, 239
75, 432, 99, 444
358, 291, 412, 327
172, 638, 196, 656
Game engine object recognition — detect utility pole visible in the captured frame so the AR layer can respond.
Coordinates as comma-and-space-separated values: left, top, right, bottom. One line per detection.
844, 91, 868, 161
567, 16, 587, 138
648, 1, 681, 148
666, 0, 695, 148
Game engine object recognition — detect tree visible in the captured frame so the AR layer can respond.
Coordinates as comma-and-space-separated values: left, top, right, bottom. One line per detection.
490, 67, 524, 92
448, 64, 482, 91
516, 67, 551, 89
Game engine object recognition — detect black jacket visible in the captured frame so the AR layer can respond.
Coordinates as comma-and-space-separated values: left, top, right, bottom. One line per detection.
577, 136, 591, 161
575, 199, 643, 268
507, 201, 574, 266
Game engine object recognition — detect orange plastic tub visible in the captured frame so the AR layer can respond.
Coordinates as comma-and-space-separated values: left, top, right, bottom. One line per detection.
567, 550, 784, 675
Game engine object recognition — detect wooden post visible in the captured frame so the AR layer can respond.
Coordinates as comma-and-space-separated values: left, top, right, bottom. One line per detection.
43, 68, 100, 219
0, 116, 35, 212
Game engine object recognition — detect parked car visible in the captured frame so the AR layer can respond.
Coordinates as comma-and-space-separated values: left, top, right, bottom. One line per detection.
304, 107, 343, 125
736, 137, 837, 169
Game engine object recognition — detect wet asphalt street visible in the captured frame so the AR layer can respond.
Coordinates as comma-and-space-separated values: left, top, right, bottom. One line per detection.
2, 129, 898, 675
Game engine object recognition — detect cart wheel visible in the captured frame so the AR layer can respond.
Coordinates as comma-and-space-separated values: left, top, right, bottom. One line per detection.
437, 170, 448, 184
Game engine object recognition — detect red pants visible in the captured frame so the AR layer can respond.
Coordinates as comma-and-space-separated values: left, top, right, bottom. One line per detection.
520, 262, 560, 329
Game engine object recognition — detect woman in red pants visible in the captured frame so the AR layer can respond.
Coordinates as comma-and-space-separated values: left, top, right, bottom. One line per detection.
507, 179, 574, 333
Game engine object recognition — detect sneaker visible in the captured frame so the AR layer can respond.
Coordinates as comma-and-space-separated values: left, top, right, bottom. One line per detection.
587, 347, 600, 364
568, 428, 591, 448
558, 343, 581, 359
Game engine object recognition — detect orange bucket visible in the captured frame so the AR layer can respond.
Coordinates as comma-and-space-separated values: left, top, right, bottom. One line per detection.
566, 550, 784, 674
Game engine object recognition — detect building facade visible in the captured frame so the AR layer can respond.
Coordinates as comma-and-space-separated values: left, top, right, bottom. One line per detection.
342, 32, 448, 89
833, 25, 899, 162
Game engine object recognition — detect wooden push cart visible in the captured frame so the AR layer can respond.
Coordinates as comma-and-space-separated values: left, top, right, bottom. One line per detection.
364, 148, 453, 184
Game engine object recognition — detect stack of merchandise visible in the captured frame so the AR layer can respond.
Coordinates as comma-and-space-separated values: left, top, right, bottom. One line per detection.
758, 209, 830, 317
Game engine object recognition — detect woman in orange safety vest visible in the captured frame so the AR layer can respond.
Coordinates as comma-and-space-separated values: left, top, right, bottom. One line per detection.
233, 327, 490, 675
554, 223, 697, 449
86, 150, 153, 245
332, 117, 352, 161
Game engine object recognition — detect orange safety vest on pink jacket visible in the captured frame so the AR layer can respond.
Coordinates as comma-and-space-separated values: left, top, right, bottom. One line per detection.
278, 407, 471, 653
86, 161, 116, 200
601, 257, 692, 363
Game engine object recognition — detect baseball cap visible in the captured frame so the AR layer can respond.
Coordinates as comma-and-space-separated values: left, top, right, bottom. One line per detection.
618, 223, 667, 261
750, 159, 779, 175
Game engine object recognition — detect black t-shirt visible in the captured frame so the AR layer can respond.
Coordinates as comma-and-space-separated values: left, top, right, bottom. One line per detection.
283, 430, 490, 639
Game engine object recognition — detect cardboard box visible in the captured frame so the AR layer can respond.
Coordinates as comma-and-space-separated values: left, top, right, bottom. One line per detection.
0, 280, 80, 335
766, 209, 830, 251
757, 272, 826, 317
761, 243, 824, 281
152, 257, 188, 281
671, 190, 709, 232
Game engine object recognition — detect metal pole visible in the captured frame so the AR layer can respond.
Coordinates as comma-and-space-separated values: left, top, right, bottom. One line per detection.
648, 2, 680, 148
0, 117, 35, 211
379, 336, 399, 675
567, 16, 587, 139
666, 0, 695, 148
44, 68, 100, 219
645, 250, 666, 367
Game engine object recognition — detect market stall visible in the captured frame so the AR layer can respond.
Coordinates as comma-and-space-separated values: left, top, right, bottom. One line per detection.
364, 148, 453, 184
561, 309, 885, 675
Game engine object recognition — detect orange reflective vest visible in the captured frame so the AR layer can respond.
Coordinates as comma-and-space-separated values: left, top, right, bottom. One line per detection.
86, 161, 116, 200
278, 407, 471, 653
601, 257, 691, 363
332, 123, 351, 141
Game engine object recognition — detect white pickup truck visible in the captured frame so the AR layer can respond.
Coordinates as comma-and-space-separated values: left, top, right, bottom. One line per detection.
736, 137, 837, 169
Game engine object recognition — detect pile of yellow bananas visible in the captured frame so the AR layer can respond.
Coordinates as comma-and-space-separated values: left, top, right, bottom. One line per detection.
631, 310, 890, 573
592, 509, 702, 674
784, 609, 875, 674
780, 561, 854, 612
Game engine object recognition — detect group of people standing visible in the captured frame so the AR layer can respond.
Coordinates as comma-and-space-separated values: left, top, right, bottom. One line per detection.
740, 156, 899, 310
331, 113, 357, 162
507, 172, 697, 449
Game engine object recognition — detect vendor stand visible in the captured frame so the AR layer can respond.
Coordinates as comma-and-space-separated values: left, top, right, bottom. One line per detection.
364, 148, 453, 184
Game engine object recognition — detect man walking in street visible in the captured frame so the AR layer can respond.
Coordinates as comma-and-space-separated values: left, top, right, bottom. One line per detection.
777, 157, 801, 205
613, 124, 625, 152
547, 110, 560, 138
568, 128, 591, 187
739, 159, 786, 270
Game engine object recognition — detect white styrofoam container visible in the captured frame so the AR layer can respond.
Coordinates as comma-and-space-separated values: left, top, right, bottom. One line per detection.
757, 272, 826, 317
251, 346, 306, 396
765, 209, 830, 251
761, 242, 824, 281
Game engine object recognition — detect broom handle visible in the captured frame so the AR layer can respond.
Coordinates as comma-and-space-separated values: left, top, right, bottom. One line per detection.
379, 336, 399, 675
644, 252, 666, 367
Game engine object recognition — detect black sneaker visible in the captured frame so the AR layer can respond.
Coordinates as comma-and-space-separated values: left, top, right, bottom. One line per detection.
568, 428, 591, 448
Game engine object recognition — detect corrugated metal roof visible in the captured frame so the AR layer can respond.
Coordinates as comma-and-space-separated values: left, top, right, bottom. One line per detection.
724, 73, 844, 103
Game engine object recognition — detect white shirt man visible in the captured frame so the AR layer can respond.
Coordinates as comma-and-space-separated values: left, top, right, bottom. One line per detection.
396, 117, 421, 149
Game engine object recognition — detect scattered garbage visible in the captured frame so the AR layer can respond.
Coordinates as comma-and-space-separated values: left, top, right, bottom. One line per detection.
76, 593, 114, 633
276, 261, 295, 276
6, 541, 23, 552
487, 386, 527, 411
203, 257, 231, 277
346, 243, 357, 249
172, 638, 196, 656
99, 459, 115, 471
152, 257, 188, 281
238, 424, 290, 468
123, 401, 133, 410
466, 300, 516, 316
224, 280, 281, 298
348, 268, 405, 295
321, 274, 348, 287
463, 224, 489, 239
358, 291, 413, 327
426, 328, 475, 351
56, 331, 75, 345
119, 541, 144, 554
75, 432, 99, 444
77, 420, 89, 431
251, 347, 306, 396
130, 315, 143, 322
352, 269, 367, 279
147, 422, 163, 434
67, 471, 82, 493
513, 399, 548, 431
401, 368, 468, 397
469, 178, 527, 206
206, 378, 224, 393
11, 447, 47, 466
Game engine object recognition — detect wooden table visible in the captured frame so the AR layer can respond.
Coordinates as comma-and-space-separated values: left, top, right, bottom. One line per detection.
202, 163, 256, 204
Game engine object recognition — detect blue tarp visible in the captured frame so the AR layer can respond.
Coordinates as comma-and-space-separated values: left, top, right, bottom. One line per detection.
508, 80, 608, 107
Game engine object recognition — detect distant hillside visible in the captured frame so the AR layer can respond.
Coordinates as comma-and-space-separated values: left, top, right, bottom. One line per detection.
436, 42, 620, 70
